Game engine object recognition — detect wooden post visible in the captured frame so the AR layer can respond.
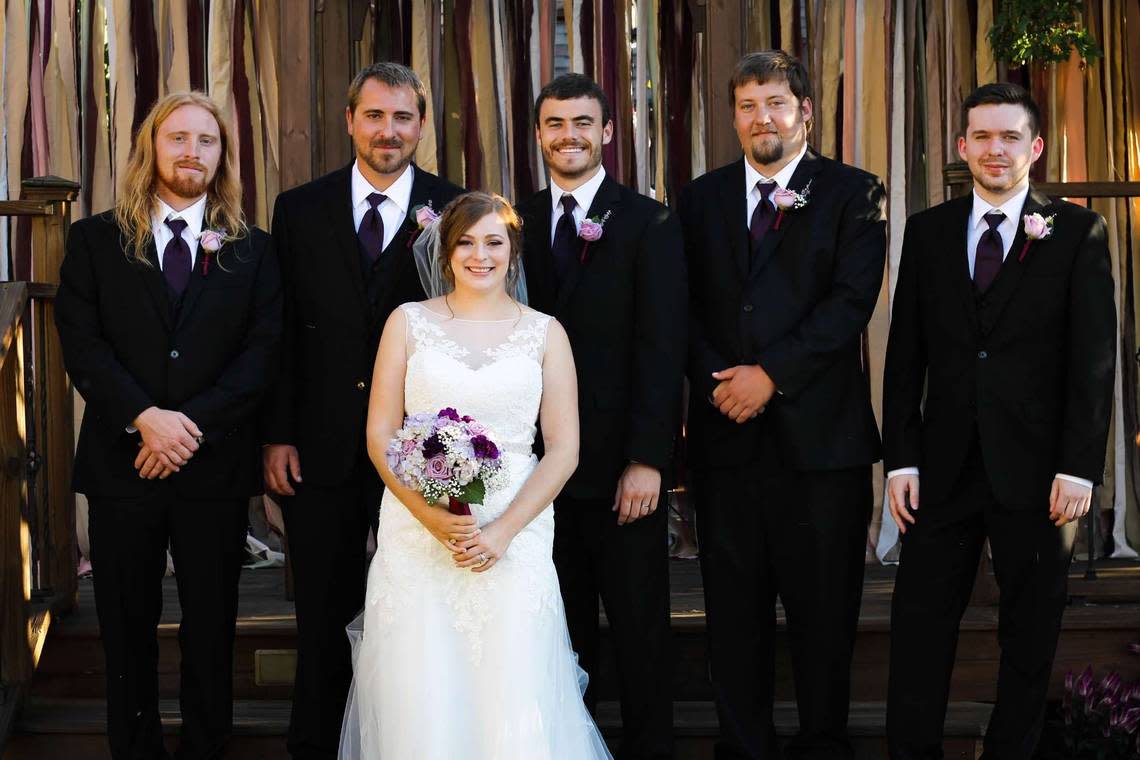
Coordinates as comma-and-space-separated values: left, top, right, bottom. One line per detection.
279, 0, 315, 192
701, 0, 745, 172
0, 283, 32, 684
24, 177, 80, 611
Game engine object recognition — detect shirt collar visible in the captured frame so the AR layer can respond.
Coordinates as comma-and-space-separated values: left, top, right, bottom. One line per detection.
352, 160, 415, 216
549, 166, 607, 216
744, 141, 808, 196
155, 194, 207, 237
970, 184, 1029, 230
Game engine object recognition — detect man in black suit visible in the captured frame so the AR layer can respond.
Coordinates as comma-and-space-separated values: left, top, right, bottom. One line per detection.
679, 51, 886, 759
518, 73, 687, 759
55, 92, 281, 760
883, 83, 1115, 760
261, 62, 463, 759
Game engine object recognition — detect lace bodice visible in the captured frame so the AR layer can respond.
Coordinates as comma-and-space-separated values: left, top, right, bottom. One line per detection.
401, 302, 549, 456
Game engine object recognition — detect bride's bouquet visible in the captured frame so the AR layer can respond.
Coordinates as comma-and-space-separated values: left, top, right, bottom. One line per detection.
385, 407, 508, 516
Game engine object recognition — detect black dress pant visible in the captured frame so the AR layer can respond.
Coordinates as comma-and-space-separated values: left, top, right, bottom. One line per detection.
553, 493, 674, 760
886, 442, 1077, 760
693, 460, 872, 760
281, 460, 378, 760
89, 490, 248, 760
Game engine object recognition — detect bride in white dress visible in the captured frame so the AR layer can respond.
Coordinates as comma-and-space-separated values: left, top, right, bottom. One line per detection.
338, 192, 613, 759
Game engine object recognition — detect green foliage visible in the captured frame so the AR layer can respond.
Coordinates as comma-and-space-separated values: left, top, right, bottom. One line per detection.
458, 478, 485, 505
987, 0, 1103, 66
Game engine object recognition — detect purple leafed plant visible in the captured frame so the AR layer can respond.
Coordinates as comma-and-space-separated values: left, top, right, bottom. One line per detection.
1061, 642, 1140, 759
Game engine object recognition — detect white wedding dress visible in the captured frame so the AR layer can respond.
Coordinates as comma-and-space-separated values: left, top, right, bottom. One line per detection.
338, 302, 612, 759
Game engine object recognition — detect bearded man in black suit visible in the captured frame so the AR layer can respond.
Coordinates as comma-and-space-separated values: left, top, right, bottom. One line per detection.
55, 91, 282, 760
679, 50, 887, 759
883, 82, 1115, 760
260, 62, 463, 759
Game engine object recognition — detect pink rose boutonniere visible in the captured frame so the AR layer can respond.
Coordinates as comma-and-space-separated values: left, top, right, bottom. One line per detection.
771, 180, 812, 230
578, 209, 613, 264
197, 229, 225, 274
407, 203, 440, 248
1018, 212, 1054, 262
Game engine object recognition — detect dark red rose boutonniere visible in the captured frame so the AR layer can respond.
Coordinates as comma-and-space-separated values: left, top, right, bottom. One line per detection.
771, 180, 813, 230
1018, 212, 1054, 262
578, 209, 613, 264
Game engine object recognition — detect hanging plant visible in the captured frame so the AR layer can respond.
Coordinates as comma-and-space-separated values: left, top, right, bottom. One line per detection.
987, 0, 1103, 66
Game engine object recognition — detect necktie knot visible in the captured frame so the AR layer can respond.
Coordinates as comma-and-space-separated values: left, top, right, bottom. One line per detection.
165, 217, 188, 236
367, 192, 387, 211
756, 180, 777, 202
984, 210, 1004, 231
560, 194, 577, 216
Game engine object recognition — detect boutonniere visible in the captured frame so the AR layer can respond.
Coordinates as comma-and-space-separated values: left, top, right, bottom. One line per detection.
772, 180, 812, 230
407, 202, 440, 248
197, 229, 225, 275
578, 209, 613, 264
1018, 212, 1055, 262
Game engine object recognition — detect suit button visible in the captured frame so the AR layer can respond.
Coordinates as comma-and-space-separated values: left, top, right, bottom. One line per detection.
356, 381, 366, 390
169, 350, 180, 359
742, 304, 754, 313
978, 350, 988, 359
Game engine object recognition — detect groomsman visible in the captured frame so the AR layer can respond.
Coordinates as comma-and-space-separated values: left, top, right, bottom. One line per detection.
261, 63, 463, 759
679, 51, 886, 759
55, 92, 282, 759
884, 83, 1115, 760
519, 73, 687, 759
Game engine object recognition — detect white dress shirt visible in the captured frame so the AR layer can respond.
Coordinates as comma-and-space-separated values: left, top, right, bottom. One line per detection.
887, 184, 1091, 490
549, 166, 607, 244
152, 195, 207, 270
744, 141, 808, 226
352, 161, 414, 252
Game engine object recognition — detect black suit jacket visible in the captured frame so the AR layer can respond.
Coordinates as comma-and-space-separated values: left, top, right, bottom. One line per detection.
679, 150, 886, 471
262, 163, 464, 485
519, 174, 688, 499
882, 188, 1116, 507
55, 212, 282, 499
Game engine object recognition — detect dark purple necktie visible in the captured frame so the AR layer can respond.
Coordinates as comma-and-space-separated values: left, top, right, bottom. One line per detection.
551, 194, 579, 283
749, 181, 777, 254
162, 217, 192, 296
974, 210, 1005, 293
357, 192, 387, 263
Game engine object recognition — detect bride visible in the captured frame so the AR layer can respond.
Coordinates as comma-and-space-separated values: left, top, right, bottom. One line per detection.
338, 191, 613, 759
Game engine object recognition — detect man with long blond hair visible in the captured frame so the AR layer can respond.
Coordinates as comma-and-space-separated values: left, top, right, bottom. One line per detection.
55, 91, 282, 760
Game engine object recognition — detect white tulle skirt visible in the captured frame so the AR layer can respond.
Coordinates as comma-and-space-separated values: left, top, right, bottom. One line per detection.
338, 454, 612, 759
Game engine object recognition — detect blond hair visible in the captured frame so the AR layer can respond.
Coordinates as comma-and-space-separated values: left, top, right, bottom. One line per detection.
114, 91, 246, 264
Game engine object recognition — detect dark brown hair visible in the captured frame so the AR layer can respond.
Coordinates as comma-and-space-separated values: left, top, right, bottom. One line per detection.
533, 73, 613, 126
347, 62, 427, 118
960, 82, 1041, 137
437, 192, 524, 295
728, 50, 813, 106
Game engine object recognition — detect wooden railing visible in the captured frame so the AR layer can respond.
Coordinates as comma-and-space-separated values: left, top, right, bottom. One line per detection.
0, 177, 80, 750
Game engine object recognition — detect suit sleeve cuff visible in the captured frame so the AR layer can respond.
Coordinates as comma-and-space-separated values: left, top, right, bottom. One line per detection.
887, 467, 920, 481
1055, 473, 1093, 489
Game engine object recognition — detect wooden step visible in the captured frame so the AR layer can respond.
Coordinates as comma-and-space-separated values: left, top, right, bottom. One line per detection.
7, 697, 991, 760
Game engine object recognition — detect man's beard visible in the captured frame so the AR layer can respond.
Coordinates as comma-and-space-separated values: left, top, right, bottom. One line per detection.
750, 133, 784, 166
360, 138, 415, 176
543, 141, 602, 178
162, 168, 210, 200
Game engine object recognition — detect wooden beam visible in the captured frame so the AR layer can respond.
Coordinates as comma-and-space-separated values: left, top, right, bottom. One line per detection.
278, 0, 315, 193
702, 0, 744, 172
314, 1, 353, 176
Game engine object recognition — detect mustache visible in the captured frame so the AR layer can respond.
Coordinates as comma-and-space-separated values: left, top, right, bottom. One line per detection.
370, 139, 403, 149
550, 140, 590, 150
175, 161, 206, 171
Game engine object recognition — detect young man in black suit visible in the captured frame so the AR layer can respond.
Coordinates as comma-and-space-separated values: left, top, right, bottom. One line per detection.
518, 73, 688, 760
55, 91, 282, 760
260, 62, 463, 759
679, 51, 886, 759
883, 83, 1115, 760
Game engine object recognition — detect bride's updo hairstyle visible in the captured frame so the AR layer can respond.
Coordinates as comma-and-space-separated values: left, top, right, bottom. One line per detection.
437, 191, 525, 296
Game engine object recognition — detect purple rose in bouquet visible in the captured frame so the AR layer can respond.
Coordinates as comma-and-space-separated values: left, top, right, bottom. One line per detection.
386, 408, 508, 515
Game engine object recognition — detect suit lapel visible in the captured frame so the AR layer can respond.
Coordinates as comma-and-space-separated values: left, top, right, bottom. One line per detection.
136, 236, 172, 330
556, 174, 623, 315
750, 149, 824, 275
979, 187, 1051, 333
941, 195, 978, 334
716, 159, 749, 277
174, 236, 235, 329
522, 188, 556, 312
323, 166, 368, 315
